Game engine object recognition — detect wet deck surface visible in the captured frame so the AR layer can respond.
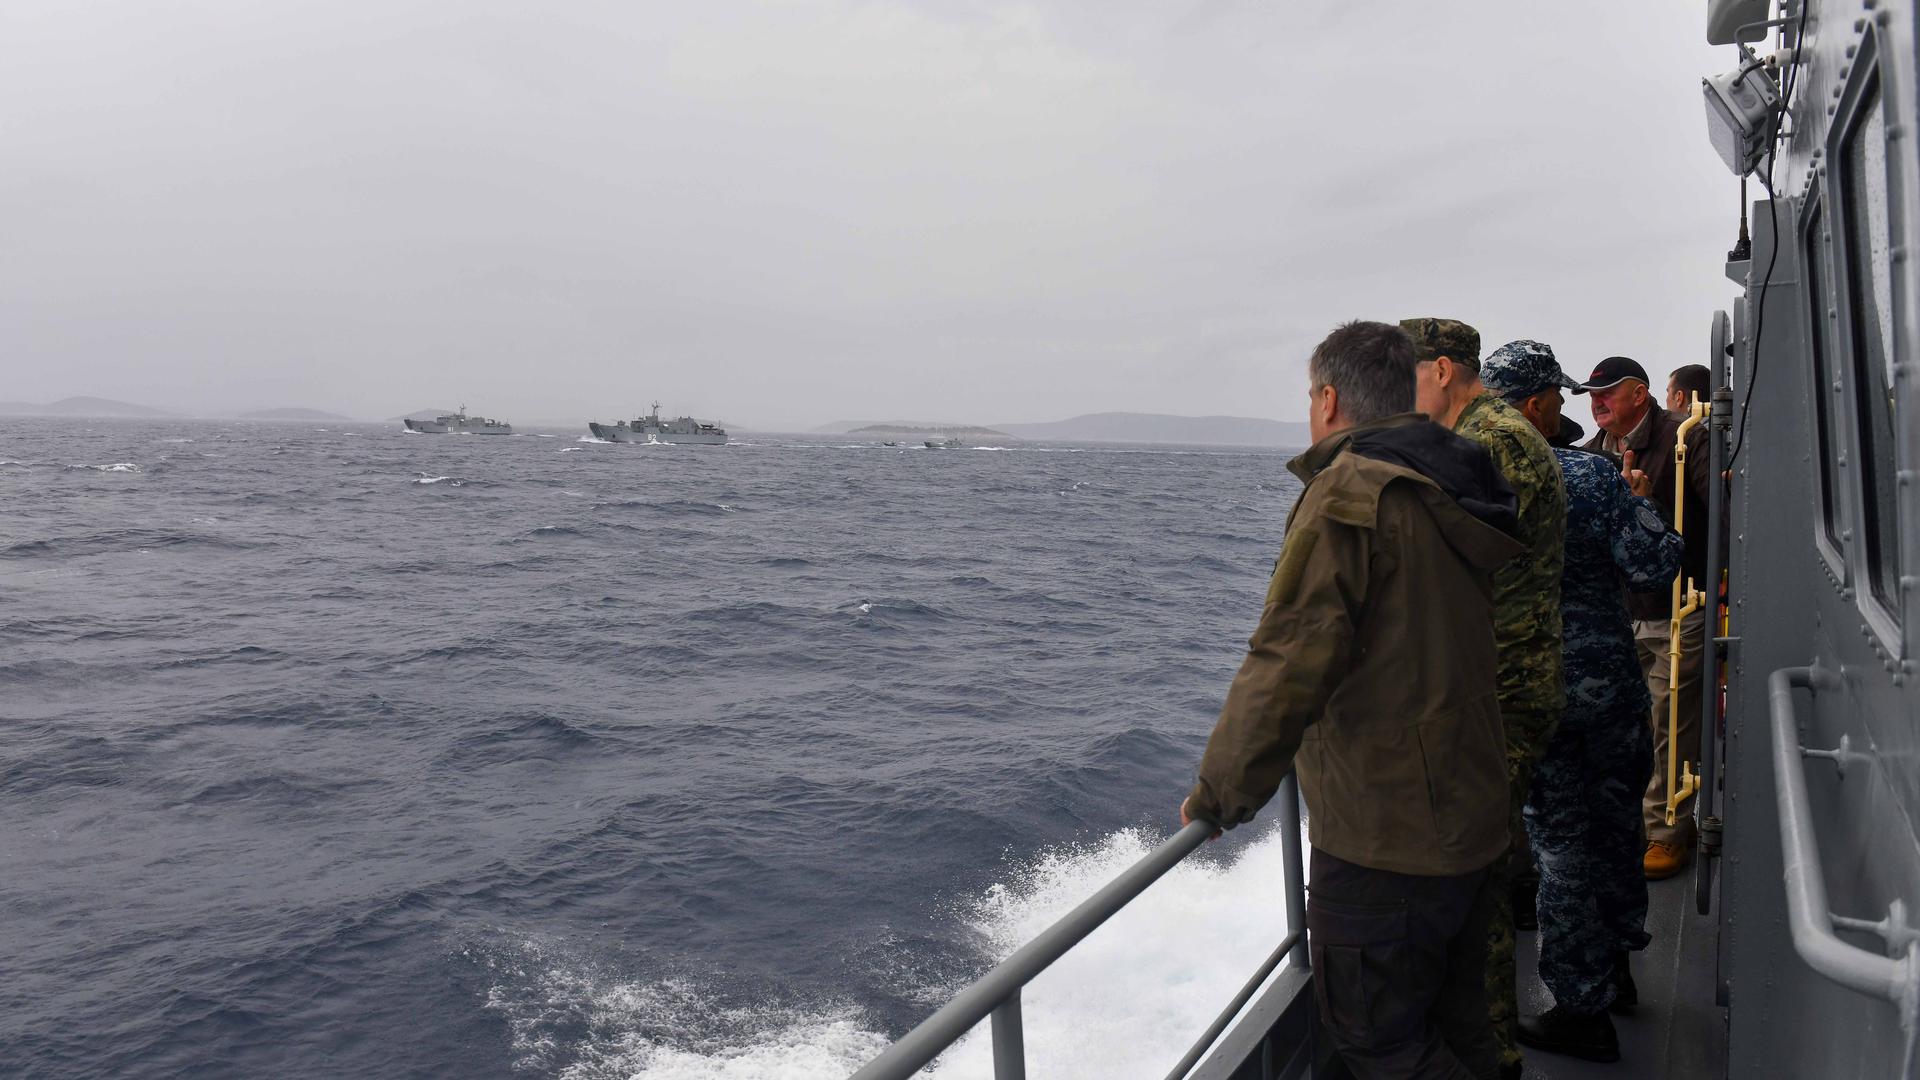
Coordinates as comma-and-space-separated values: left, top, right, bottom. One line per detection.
1515, 872, 1728, 1079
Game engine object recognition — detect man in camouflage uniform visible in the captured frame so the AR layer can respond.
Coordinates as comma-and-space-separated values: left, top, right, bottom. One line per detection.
1483, 341, 1685, 1063
1404, 319, 1566, 1080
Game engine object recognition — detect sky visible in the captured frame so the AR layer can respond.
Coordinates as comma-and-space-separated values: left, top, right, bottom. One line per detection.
1, 0, 1745, 429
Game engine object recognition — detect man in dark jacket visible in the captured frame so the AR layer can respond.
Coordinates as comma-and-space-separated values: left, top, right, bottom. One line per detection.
1183, 320, 1522, 1080
1576, 357, 1712, 879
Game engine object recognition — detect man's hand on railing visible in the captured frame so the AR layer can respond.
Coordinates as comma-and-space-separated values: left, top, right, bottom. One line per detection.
1179, 797, 1223, 840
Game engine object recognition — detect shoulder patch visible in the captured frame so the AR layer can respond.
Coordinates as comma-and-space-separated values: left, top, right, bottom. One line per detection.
1635, 504, 1665, 533
1268, 528, 1319, 605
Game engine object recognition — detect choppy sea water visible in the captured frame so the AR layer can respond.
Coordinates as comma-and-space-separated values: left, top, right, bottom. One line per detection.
0, 419, 1307, 1079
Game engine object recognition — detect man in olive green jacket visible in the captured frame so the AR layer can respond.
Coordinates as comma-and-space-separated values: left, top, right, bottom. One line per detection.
1183, 320, 1522, 1080
1405, 317, 1567, 1080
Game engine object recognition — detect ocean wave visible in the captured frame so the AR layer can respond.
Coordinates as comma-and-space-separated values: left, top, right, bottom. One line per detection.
578, 435, 611, 444
475, 825, 1295, 1079
477, 938, 887, 1080
840, 597, 954, 623
559, 447, 585, 453
411, 475, 465, 486
590, 499, 739, 516
437, 714, 607, 769
67, 462, 141, 472
0, 530, 265, 560
177, 771, 373, 809
154, 645, 287, 670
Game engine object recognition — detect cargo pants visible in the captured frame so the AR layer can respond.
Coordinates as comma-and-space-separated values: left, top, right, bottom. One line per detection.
1486, 708, 1557, 1074
1638, 609, 1705, 845
1308, 848, 1502, 1080
1523, 705, 1654, 1013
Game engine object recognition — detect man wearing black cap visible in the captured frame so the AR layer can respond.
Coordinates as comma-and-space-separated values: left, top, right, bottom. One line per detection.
1576, 357, 1711, 880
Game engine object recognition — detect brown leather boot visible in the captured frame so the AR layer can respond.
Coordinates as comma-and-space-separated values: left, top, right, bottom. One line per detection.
1644, 839, 1690, 880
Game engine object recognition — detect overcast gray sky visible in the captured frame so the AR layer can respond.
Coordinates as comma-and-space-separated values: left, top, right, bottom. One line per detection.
2, 1, 1740, 429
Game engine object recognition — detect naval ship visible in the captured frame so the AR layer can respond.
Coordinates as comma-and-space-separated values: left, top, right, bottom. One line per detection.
587, 402, 728, 445
401, 405, 511, 435
851, 1, 1920, 1076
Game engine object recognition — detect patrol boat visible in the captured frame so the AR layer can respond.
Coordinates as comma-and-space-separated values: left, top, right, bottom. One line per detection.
402, 405, 511, 435
587, 402, 728, 445
852, 2, 1920, 1076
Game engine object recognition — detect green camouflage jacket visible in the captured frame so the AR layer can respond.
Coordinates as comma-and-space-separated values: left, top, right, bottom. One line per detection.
1454, 392, 1566, 724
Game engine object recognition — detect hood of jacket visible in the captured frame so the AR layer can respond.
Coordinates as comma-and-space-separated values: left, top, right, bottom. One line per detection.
1289, 413, 1521, 572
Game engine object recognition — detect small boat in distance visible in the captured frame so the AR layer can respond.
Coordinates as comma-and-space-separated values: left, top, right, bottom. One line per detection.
404, 405, 511, 434
924, 437, 964, 449
588, 402, 728, 445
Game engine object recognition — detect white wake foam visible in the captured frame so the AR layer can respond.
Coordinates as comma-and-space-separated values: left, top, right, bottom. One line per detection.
412, 475, 464, 485
69, 462, 141, 472
482, 824, 1294, 1079
578, 435, 611, 444
559, 447, 585, 453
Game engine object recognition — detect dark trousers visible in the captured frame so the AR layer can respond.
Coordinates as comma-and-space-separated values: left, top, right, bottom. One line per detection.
1524, 705, 1655, 1013
1308, 848, 1501, 1080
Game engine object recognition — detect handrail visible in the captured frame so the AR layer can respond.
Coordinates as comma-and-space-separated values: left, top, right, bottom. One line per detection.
1698, 312, 1731, 915
1665, 397, 1710, 827
849, 818, 1218, 1080
850, 776, 1309, 1080
1768, 666, 1920, 1015
1160, 930, 1301, 1080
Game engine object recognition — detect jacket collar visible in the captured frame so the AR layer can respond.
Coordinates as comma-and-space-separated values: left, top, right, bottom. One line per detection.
1288, 413, 1426, 483
1451, 391, 1499, 432
1604, 403, 1666, 453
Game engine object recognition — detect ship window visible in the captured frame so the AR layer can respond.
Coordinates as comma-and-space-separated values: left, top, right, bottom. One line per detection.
1802, 199, 1844, 557
1839, 74, 1903, 619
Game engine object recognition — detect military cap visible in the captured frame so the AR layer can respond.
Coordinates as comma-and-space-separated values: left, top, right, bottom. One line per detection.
1482, 339, 1580, 402
1398, 317, 1481, 373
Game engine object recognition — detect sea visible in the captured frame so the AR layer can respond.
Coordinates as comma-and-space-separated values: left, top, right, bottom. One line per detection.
0, 418, 1309, 1080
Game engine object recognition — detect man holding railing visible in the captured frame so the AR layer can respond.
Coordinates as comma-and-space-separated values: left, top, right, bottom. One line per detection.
1182, 319, 1522, 1080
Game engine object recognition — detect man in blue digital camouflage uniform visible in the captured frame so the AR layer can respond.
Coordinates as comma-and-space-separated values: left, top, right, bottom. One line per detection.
1481, 341, 1684, 1064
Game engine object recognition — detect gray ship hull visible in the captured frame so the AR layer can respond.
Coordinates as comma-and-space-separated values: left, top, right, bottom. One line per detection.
588, 422, 728, 445
404, 418, 512, 435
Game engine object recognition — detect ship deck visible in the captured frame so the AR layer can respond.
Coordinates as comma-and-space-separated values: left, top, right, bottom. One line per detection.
1514, 872, 1727, 1079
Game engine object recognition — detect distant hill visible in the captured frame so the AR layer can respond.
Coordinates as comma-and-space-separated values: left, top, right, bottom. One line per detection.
0, 396, 176, 417
848, 423, 1009, 439
240, 407, 356, 421
815, 419, 935, 434
990, 412, 1311, 446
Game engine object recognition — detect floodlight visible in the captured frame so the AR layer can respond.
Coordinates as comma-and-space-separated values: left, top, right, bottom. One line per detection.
1703, 58, 1784, 176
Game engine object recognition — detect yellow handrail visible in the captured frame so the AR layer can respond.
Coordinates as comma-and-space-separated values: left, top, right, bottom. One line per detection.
1667, 394, 1710, 826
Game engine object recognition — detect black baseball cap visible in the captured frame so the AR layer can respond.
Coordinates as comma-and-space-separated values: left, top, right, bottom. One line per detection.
1573, 356, 1650, 395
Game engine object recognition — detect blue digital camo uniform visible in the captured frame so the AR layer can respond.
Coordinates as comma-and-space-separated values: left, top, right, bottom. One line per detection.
1526, 446, 1684, 1014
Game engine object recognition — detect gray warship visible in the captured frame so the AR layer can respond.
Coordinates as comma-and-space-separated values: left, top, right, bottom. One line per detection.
587, 402, 728, 445
402, 405, 511, 435
852, 1, 1920, 1077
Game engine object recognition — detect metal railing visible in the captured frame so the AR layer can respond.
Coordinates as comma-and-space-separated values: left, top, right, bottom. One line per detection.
1767, 666, 1920, 1021
849, 773, 1310, 1080
1697, 310, 1731, 915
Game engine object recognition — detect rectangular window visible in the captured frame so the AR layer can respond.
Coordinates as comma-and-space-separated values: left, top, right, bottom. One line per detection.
1840, 76, 1903, 616
1803, 200, 1843, 554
